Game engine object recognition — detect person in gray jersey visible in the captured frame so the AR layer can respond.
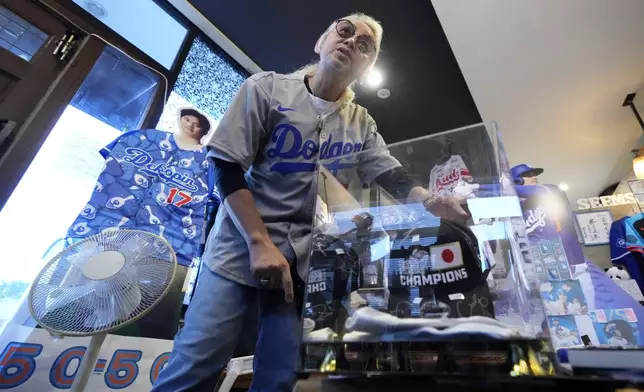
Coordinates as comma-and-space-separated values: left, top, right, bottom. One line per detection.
153, 13, 466, 392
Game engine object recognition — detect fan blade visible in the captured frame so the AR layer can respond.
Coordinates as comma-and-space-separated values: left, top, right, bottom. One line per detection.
133, 263, 172, 282
37, 284, 96, 314
30, 230, 177, 335
117, 234, 151, 262
82, 279, 142, 329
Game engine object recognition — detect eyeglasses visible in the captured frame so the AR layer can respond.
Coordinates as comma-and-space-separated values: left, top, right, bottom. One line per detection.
335, 19, 376, 55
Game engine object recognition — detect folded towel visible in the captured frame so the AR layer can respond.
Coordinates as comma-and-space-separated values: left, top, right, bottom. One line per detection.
303, 327, 338, 343
343, 322, 518, 342
345, 307, 508, 335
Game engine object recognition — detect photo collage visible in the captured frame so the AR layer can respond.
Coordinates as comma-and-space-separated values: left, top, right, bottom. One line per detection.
534, 238, 642, 348
531, 233, 592, 348
546, 308, 640, 348
540, 279, 589, 348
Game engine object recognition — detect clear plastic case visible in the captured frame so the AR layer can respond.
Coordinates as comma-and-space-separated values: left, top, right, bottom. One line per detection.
298, 123, 556, 376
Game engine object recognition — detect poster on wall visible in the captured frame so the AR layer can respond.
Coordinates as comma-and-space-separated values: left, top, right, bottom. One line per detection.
0, 325, 172, 391
574, 210, 613, 246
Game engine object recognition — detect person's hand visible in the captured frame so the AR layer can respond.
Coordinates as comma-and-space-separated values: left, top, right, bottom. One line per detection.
249, 239, 294, 303
424, 195, 468, 221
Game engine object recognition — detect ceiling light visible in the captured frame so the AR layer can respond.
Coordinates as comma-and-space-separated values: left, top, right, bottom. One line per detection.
365, 68, 383, 88
559, 183, 569, 192
377, 88, 390, 99
85, 1, 108, 19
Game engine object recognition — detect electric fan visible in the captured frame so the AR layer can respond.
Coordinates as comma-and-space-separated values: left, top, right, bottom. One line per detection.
28, 230, 177, 391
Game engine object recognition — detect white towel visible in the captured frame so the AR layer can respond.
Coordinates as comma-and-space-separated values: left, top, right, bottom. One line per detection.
344, 307, 509, 335
343, 322, 518, 341
303, 327, 337, 343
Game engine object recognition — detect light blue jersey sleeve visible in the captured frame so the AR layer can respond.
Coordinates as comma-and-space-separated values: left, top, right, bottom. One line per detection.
99, 130, 140, 159
206, 73, 272, 170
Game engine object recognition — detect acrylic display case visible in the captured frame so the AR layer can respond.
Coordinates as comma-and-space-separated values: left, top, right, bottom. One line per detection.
298, 123, 556, 377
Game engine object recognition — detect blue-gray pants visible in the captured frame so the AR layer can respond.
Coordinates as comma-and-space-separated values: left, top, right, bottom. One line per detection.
151, 265, 299, 391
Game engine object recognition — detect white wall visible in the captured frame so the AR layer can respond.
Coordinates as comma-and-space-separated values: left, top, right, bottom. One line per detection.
432, 0, 644, 203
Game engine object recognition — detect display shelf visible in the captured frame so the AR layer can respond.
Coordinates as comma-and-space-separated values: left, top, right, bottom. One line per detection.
294, 374, 642, 392
298, 123, 555, 377
301, 338, 553, 375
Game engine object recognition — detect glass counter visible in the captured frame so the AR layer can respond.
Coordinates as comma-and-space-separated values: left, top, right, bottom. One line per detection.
298, 123, 556, 376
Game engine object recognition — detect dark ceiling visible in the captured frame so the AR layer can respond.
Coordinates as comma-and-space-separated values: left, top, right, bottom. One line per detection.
188, 0, 481, 144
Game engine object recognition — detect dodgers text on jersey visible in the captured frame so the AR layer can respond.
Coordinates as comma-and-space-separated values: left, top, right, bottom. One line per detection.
267, 124, 362, 175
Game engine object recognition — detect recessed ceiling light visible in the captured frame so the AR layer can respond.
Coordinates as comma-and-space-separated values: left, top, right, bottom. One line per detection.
377, 88, 390, 99
365, 68, 384, 88
559, 183, 569, 191
85, 0, 108, 19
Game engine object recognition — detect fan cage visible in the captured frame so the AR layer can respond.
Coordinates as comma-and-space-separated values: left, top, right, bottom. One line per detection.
28, 229, 177, 337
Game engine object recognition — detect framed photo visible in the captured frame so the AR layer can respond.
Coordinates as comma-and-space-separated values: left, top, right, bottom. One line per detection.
574, 210, 613, 246
627, 179, 644, 195
572, 216, 584, 244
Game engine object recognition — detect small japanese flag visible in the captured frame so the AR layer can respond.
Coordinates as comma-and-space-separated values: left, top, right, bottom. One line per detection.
430, 242, 463, 271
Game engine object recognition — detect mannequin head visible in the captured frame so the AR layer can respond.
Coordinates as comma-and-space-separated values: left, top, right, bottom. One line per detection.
522, 175, 539, 185
511, 164, 544, 186
179, 108, 210, 144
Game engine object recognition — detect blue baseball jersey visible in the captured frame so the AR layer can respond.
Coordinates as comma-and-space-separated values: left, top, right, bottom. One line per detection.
67, 129, 218, 266
610, 214, 644, 292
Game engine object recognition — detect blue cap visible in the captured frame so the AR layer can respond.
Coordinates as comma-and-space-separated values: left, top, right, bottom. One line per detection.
511, 164, 543, 180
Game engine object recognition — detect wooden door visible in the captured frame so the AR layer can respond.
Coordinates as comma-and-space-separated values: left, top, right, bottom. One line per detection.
0, 0, 75, 148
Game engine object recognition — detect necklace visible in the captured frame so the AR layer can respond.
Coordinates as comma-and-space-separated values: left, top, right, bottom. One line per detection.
304, 75, 337, 133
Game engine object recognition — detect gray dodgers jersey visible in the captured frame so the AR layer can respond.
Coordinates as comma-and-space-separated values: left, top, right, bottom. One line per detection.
205, 71, 400, 286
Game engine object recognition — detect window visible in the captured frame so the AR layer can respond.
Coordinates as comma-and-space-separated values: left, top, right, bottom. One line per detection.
157, 37, 249, 135
0, 6, 49, 61
155, 36, 249, 305
0, 46, 161, 331
71, 45, 161, 130
72, 0, 187, 69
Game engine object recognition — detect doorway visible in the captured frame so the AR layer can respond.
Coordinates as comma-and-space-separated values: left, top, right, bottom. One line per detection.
0, 1, 162, 332
0, 0, 70, 131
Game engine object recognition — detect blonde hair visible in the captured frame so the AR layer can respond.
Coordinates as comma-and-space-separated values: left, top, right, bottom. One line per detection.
294, 13, 383, 105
